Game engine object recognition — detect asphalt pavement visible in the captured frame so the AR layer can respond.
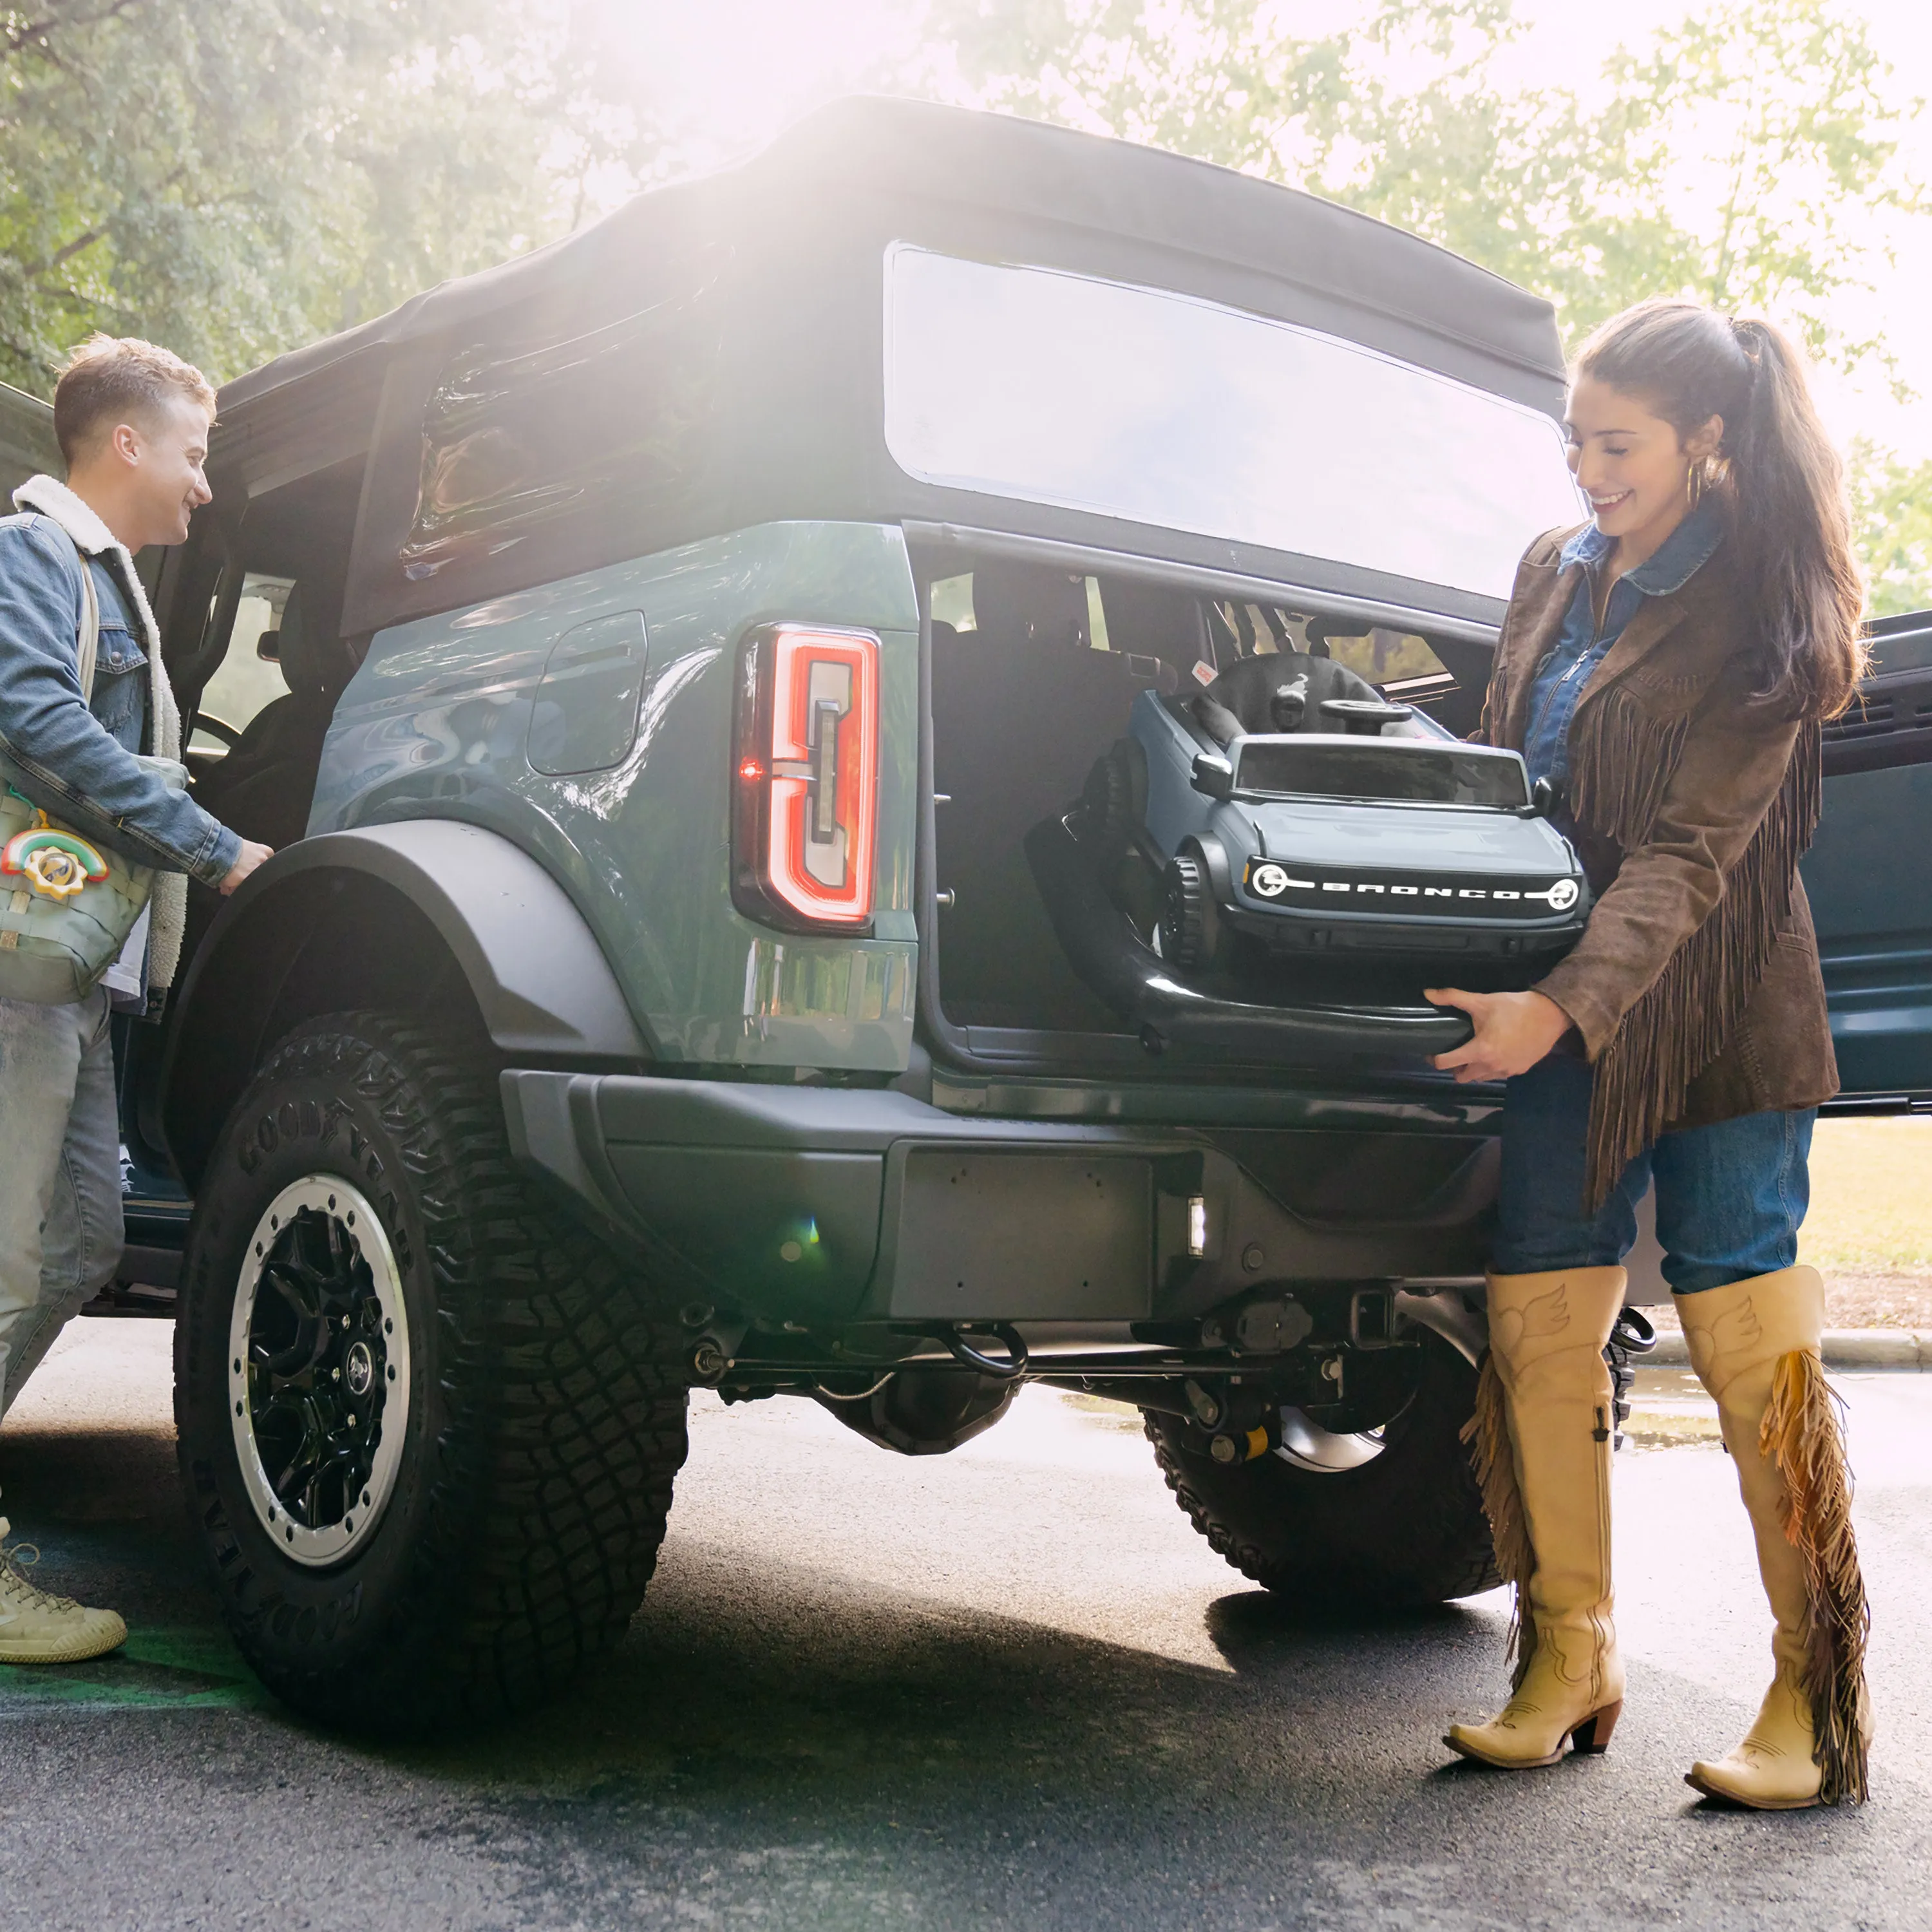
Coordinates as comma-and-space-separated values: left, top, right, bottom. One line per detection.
0, 1318, 1927, 1931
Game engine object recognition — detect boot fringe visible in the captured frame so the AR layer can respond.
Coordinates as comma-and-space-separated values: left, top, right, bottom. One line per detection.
1461, 1354, 1536, 1691
1761, 1347, 1871, 1806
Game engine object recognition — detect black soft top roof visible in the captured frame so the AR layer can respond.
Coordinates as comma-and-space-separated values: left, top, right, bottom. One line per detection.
222, 95, 1562, 416
209, 97, 1567, 637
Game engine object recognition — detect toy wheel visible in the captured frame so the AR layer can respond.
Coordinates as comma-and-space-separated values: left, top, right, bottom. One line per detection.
1160, 851, 1213, 967
1081, 741, 1142, 844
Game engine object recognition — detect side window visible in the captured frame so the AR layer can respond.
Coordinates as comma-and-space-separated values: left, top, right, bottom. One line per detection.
929, 569, 1119, 656
345, 252, 727, 635
195, 572, 293, 740
1311, 626, 1458, 704
930, 573, 976, 633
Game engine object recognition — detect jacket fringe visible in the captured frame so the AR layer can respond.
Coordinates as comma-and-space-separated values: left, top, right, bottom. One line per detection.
1565, 683, 1692, 853
1460, 1354, 1536, 1691
1577, 722, 1820, 1210
1761, 1349, 1871, 1806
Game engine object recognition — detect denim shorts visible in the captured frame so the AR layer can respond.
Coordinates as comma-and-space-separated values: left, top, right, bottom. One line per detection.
1492, 1051, 1814, 1296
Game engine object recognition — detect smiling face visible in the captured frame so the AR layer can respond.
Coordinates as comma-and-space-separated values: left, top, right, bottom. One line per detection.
118, 393, 216, 547
1564, 375, 1723, 569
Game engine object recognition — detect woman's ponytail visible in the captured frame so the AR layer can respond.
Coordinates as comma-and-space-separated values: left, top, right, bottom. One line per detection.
1725, 319, 1867, 719
1575, 301, 1868, 721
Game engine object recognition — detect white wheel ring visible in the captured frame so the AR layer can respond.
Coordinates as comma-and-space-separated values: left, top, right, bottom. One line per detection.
226, 1177, 413, 1569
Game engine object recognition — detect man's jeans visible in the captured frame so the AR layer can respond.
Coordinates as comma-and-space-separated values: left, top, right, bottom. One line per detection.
1494, 1052, 1814, 1295
0, 991, 122, 1412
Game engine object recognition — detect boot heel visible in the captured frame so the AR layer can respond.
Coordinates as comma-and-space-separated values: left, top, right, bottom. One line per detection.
1569, 1700, 1622, 1756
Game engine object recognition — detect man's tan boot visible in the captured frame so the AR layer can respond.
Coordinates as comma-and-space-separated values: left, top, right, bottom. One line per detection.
1445, 1265, 1629, 1769
1682, 1267, 1870, 1809
0, 1517, 126, 1664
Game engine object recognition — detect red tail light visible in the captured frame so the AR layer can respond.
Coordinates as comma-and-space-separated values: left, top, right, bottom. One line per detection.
733, 624, 880, 931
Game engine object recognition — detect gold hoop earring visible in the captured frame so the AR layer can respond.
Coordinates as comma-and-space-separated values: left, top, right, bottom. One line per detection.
1687, 461, 1705, 509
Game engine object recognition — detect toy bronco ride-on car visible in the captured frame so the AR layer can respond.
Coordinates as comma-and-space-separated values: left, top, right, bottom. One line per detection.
93, 98, 1930, 1733
1044, 651, 1591, 1047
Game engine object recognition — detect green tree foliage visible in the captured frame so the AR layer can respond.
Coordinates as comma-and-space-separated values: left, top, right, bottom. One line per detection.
0, 0, 576, 390
929, 0, 1926, 605
1848, 442, 1932, 619
931, 0, 1917, 361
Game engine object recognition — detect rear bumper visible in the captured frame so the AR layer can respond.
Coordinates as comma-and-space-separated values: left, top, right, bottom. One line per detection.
500, 1070, 1489, 1325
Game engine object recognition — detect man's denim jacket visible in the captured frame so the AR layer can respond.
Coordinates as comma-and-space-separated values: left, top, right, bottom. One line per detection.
0, 512, 238, 886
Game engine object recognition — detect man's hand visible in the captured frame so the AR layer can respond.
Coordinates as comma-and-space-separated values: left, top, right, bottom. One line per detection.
1426, 987, 1572, 1084
218, 839, 274, 896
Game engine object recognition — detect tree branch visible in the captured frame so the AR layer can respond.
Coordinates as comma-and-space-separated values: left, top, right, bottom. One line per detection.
19, 223, 105, 278
3, 0, 144, 66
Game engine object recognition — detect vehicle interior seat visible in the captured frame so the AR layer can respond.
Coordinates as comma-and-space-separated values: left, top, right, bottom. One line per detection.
191, 581, 353, 854
931, 560, 1171, 1029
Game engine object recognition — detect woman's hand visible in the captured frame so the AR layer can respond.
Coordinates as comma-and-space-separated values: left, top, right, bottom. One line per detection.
1425, 987, 1573, 1083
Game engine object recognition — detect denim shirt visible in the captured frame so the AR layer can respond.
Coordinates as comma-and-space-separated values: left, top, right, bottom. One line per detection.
0, 513, 238, 886
1522, 501, 1725, 795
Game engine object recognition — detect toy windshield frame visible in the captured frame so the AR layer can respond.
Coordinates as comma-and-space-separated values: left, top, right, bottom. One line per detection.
1229, 736, 1532, 811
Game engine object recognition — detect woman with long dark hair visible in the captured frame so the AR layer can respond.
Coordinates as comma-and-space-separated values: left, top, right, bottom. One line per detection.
1426, 300, 1870, 1808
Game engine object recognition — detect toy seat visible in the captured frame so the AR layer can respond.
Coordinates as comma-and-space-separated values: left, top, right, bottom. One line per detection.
1191, 650, 1383, 744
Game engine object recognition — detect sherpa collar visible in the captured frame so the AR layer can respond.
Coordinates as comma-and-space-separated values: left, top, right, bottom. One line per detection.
13, 473, 124, 560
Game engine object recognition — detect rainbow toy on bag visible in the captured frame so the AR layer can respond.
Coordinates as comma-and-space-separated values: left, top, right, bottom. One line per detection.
2, 814, 110, 902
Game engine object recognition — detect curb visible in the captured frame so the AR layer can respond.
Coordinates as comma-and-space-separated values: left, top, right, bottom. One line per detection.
1646, 1329, 1929, 1371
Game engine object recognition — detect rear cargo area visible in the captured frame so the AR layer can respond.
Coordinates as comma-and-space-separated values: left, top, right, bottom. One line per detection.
925, 556, 1491, 1046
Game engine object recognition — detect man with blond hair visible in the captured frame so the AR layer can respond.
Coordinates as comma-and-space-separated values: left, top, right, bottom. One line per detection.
0, 336, 271, 1663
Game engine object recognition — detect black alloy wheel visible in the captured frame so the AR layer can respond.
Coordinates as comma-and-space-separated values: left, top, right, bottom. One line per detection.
176, 1010, 688, 1735
226, 1179, 409, 1567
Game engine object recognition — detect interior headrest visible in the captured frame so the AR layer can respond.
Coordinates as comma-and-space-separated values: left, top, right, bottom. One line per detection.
969, 561, 1088, 651
273, 582, 327, 705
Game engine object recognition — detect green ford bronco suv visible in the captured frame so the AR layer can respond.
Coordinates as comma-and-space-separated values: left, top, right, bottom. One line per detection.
86, 99, 1931, 1733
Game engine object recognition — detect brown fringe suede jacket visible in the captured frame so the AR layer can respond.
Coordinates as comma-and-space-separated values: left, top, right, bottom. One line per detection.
1484, 524, 1839, 1204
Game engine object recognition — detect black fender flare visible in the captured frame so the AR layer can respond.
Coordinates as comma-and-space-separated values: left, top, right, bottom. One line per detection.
158, 820, 649, 1186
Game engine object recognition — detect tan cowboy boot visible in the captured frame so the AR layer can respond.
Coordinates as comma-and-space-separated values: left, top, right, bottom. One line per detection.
0, 1515, 126, 1664
1445, 1266, 1628, 1769
1681, 1267, 1870, 1808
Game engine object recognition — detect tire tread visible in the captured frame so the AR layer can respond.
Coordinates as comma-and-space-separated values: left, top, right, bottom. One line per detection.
178, 1010, 687, 1733
1141, 1338, 1499, 1609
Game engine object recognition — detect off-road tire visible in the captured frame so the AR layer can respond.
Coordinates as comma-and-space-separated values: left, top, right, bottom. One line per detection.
1144, 1332, 1497, 1608
175, 1010, 688, 1734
